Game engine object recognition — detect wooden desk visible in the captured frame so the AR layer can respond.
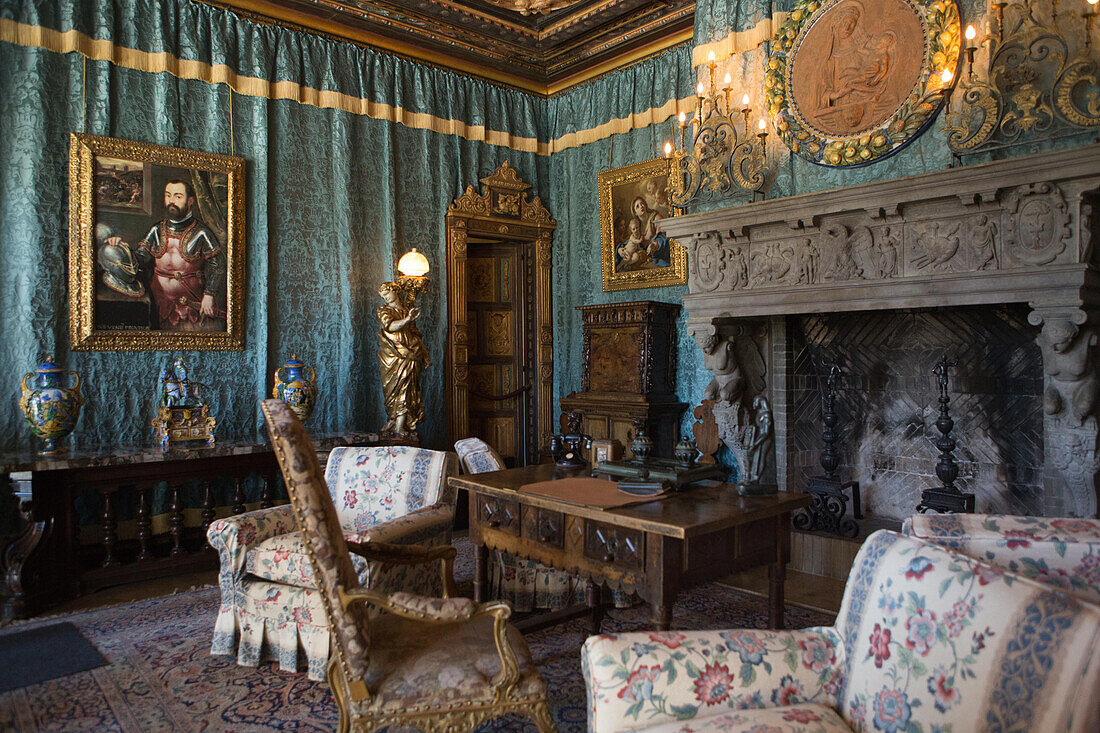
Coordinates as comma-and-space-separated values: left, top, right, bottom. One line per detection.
449, 465, 811, 631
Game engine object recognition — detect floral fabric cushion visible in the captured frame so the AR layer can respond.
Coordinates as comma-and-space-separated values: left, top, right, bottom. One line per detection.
323, 446, 454, 534
902, 513, 1100, 603
246, 531, 370, 589
619, 703, 852, 733
582, 628, 844, 733
834, 531, 1100, 733
454, 437, 505, 474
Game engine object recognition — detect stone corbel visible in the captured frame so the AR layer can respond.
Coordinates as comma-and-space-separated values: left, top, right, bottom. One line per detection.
1029, 305, 1100, 517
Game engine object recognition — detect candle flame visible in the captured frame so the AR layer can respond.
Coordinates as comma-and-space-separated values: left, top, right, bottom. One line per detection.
723, 73, 732, 86
964, 24, 976, 40
664, 141, 673, 157
741, 93, 750, 106
678, 111, 686, 123
758, 118, 766, 131
697, 82, 704, 96
941, 68, 953, 84
708, 50, 716, 62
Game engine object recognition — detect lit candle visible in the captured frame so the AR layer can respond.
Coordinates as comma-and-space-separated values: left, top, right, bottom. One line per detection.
723, 73, 732, 88
741, 93, 750, 108
758, 118, 766, 132
664, 141, 673, 157
678, 111, 686, 127
942, 68, 953, 84
965, 24, 976, 41
708, 50, 716, 62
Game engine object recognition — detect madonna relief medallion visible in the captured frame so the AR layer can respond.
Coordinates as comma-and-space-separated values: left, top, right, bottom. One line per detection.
766, 0, 960, 167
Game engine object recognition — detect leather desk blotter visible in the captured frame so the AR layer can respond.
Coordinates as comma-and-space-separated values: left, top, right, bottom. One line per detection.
519, 477, 669, 509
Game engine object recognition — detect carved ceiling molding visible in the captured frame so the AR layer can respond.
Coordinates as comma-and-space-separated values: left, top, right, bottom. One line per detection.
207, 0, 695, 90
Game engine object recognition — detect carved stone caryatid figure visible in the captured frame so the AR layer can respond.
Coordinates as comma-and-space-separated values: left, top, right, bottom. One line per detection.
378, 281, 430, 437
698, 326, 766, 407
1035, 313, 1099, 425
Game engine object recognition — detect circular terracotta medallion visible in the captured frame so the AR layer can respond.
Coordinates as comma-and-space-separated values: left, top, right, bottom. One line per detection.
766, 0, 960, 168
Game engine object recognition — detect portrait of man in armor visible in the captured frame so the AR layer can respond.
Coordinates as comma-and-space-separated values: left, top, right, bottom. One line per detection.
95, 160, 229, 333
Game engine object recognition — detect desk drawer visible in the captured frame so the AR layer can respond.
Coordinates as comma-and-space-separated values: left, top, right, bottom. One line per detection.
584, 522, 644, 570
522, 507, 564, 547
477, 496, 519, 535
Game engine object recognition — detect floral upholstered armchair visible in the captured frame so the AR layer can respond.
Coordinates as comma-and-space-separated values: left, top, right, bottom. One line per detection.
207, 442, 457, 680
582, 529, 1100, 733
261, 400, 554, 733
902, 513, 1100, 603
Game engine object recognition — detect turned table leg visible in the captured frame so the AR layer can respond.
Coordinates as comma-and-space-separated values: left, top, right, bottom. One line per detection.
586, 579, 604, 635
474, 541, 488, 603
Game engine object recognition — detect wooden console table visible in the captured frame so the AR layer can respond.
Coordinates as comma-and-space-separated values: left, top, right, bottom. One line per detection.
450, 464, 811, 631
0, 431, 376, 620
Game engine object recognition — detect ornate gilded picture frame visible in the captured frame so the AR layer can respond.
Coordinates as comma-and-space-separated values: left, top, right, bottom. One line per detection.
69, 133, 246, 350
766, 0, 960, 168
599, 157, 687, 292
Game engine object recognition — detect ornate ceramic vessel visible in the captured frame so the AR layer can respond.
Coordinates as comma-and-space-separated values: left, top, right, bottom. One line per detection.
273, 354, 317, 421
19, 357, 83, 454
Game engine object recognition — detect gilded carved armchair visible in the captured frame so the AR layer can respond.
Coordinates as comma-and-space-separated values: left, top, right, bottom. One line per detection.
264, 400, 555, 733
208, 442, 457, 680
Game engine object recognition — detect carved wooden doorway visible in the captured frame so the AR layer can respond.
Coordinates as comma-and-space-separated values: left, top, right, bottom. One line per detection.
446, 163, 555, 465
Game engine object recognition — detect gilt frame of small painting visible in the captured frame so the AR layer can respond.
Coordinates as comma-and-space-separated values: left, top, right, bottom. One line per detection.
599, 157, 687, 292
766, 0, 960, 168
69, 133, 246, 351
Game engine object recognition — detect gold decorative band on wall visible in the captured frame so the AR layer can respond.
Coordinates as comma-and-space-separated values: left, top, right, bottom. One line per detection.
0, 18, 548, 155
0, 17, 708, 156
691, 13, 790, 68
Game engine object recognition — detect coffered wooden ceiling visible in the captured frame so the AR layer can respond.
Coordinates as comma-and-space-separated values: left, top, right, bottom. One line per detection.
210, 0, 695, 93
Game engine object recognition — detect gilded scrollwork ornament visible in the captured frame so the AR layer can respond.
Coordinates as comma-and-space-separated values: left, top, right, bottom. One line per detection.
946, 0, 1100, 155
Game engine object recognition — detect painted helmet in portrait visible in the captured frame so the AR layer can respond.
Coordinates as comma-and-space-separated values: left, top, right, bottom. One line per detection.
96, 222, 144, 298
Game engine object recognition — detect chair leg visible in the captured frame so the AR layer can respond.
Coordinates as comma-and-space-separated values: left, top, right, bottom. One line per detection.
530, 700, 557, 733
327, 656, 351, 733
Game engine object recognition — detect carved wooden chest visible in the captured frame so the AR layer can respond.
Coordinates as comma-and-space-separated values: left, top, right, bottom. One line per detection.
559, 301, 686, 458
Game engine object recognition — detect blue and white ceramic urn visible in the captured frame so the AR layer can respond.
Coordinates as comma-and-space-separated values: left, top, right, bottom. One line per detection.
19, 357, 83, 454
273, 354, 317, 421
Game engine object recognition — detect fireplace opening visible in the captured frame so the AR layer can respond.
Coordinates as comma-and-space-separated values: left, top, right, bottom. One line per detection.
787, 303, 1044, 521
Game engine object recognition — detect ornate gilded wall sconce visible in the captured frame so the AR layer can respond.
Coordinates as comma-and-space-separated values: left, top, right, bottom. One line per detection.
666, 51, 771, 209
946, 0, 1100, 155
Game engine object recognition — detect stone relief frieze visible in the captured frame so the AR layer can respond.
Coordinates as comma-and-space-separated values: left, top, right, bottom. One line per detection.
750, 243, 795, 287
692, 232, 726, 293
1004, 183, 1071, 266
872, 225, 901, 278
910, 220, 963, 272
822, 225, 870, 282
970, 214, 999, 271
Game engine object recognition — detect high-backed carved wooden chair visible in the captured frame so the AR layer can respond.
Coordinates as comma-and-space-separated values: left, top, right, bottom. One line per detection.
263, 400, 555, 733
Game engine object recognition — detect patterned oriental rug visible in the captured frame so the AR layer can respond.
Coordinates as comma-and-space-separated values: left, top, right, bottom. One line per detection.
0, 540, 833, 732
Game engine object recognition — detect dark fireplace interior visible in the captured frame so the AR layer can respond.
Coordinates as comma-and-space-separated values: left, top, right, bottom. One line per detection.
786, 304, 1045, 521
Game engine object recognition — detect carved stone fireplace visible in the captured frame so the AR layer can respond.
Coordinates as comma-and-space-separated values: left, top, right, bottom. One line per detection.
663, 145, 1100, 518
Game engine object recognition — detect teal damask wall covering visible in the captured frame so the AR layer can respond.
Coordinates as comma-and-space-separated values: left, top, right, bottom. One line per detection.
0, 0, 545, 452
2, 0, 1096, 458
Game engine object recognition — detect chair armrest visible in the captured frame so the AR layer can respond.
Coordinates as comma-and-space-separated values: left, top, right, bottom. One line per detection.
350, 503, 454, 545
582, 628, 843, 733
206, 504, 296, 578
346, 540, 459, 597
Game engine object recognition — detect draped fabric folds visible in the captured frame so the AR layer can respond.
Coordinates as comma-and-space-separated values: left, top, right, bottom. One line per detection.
0, 0, 546, 452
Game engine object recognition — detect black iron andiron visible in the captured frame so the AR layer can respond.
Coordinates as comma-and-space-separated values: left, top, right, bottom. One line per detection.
795, 361, 863, 538
917, 355, 975, 514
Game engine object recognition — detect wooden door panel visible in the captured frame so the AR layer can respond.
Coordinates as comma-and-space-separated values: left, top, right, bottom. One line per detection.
467, 245, 528, 464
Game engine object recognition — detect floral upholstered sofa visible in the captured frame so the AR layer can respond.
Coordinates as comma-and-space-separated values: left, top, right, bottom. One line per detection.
902, 513, 1100, 604
582, 530, 1100, 733
207, 445, 457, 680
